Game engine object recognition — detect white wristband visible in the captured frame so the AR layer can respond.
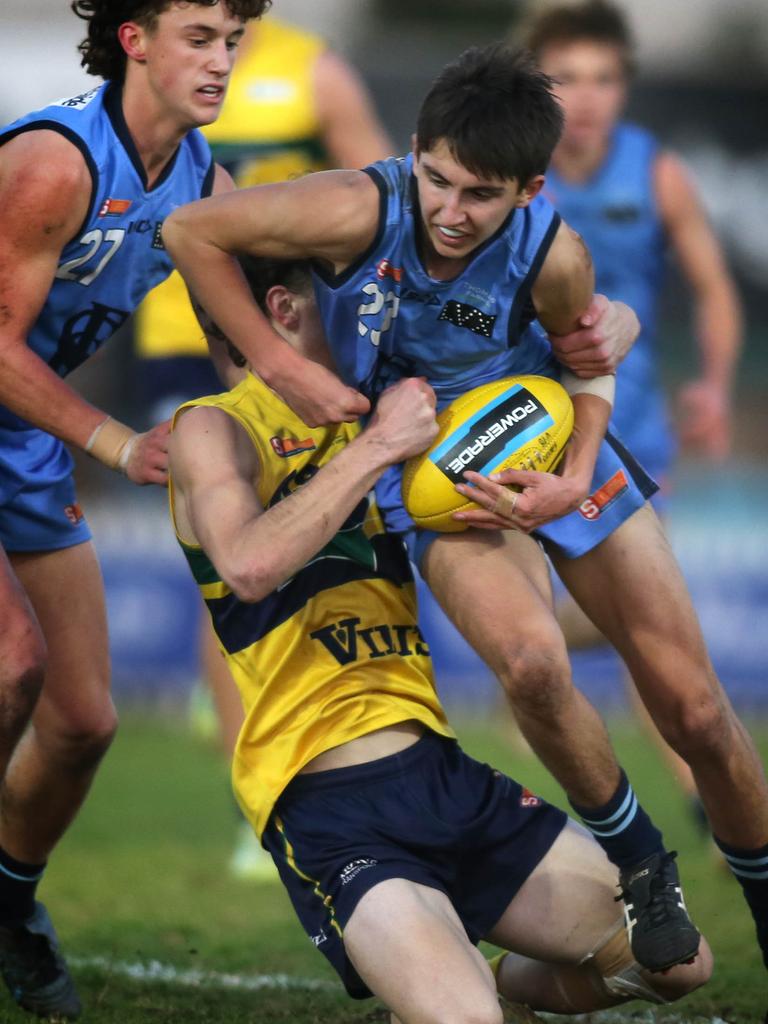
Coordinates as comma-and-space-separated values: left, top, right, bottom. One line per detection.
85, 416, 138, 474
560, 371, 616, 407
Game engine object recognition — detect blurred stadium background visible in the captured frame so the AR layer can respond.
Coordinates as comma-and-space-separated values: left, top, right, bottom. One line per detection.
4, 0, 764, 715
2, 2, 767, 1020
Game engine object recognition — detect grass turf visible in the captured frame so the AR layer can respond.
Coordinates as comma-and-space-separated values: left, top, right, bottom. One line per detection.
2, 710, 764, 1023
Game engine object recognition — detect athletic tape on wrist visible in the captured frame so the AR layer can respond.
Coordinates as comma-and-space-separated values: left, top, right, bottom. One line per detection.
85, 416, 137, 474
560, 371, 616, 406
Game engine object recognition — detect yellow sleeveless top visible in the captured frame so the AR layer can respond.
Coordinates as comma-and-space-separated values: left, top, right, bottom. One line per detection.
137, 18, 329, 359
169, 374, 453, 837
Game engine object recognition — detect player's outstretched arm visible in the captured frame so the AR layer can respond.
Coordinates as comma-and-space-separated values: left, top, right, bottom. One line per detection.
655, 151, 743, 460
171, 377, 438, 601
163, 171, 381, 426
0, 131, 167, 485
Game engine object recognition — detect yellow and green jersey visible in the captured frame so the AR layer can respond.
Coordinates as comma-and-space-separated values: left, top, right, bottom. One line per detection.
169, 374, 453, 837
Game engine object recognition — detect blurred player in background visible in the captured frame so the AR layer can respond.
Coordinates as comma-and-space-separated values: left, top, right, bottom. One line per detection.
518, 0, 744, 829
0, 1, 268, 1018
168, 255, 711, 1021
134, 13, 393, 879
164, 42, 768, 975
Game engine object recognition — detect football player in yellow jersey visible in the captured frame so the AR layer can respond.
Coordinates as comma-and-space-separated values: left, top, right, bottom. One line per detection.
167, 257, 711, 1020
135, 19, 392, 864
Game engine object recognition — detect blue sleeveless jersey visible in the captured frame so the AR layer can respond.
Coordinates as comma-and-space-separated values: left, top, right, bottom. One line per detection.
0, 83, 213, 551
312, 153, 657, 545
544, 123, 674, 478
312, 154, 562, 408
0, 82, 214, 431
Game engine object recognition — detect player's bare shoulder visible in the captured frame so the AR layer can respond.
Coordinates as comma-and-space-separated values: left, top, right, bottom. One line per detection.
531, 219, 595, 329
171, 403, 260, 487
545, 220, 594, 279
286, 168, 381, 263
0, 130, 92, 243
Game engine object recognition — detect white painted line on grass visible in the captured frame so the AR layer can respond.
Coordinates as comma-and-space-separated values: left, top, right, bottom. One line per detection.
69, 956, 338, 993
69, 956, 729, 1023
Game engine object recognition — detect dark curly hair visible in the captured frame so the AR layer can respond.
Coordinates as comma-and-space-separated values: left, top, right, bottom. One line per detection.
71, 0, 271, 82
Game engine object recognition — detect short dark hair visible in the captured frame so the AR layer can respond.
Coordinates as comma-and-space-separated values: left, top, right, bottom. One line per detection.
197, 256, 313, 366
520, 1, 635, 76
72, 0, 271, 82
416, 44, 564, 184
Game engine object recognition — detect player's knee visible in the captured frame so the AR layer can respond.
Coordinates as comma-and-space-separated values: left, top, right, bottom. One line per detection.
45, 697, 118, 770
0, 610, 47, 720
591, 918, 712, 1006
419, 1001, 503, 1024
643, 938, 713, 1001
495, 638, 571, 719
657, 688, 730, 761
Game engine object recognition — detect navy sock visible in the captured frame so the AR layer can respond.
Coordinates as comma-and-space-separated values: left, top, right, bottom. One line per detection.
715, 835, 768, 969
570, 769, 665, 870
0, 846, 46, 925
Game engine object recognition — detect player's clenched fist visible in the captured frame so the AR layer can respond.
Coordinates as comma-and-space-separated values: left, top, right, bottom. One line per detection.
123, 420, 172, 486
366, 377, 439, 463
549, 294, 639, 377
271, 358, 370, 426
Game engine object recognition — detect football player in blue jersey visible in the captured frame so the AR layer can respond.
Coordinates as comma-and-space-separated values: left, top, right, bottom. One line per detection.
0, 1, 268, 1018
163, 43, 767, 976
523, 0, 741, 479
519, 0, 743, 825
169, 254, 711, 1021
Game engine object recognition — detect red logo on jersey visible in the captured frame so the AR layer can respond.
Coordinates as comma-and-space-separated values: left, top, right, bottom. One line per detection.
63, 503, 84, 526
579, 469, 629, 520
99, 198, 132, 217
270, 436, 317, 458
376, 258, 402, 283
520, 787, 541, 808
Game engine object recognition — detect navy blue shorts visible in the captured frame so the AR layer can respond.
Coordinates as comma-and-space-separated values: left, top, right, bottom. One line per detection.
261, 731, 566, 998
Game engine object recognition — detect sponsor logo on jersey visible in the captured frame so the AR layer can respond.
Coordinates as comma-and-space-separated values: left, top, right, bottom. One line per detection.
339, 858, 378, 885
402, 286, 441, 306
520, 786, 541, 808
434, 387, 550, 484
603, 203, 641, 224
54, 87, 100, 110
376, 258, 402, 282
270, 435, 317, 458
247, 79, 297, 102
63, 503, 84, 526
459, 283, 496, 309
579, 469, 629, 520
310, 929, 328, 947
98, 198, 132, 217
51, 302, 130, 375
438, 299, 497, 338
151, 221, 165, 250
310, 617, 430, 666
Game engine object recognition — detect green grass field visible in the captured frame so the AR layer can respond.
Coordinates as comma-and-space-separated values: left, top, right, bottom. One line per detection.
4, 710, 765, 1024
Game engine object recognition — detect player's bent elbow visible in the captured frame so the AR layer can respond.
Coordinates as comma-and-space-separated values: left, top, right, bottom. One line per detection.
161, 205, 191, 255
224, 561, 277, 604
